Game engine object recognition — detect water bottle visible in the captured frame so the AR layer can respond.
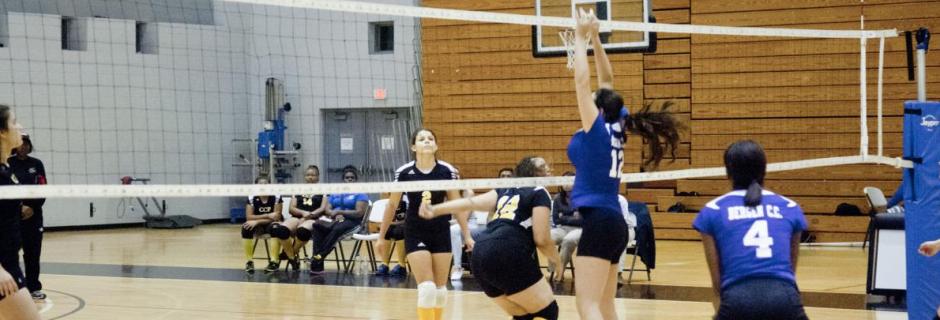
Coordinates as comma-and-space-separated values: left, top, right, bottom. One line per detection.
354, 254, 368, 276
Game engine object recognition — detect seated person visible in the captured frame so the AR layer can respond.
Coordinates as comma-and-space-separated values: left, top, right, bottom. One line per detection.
549, 171, 581, 278
616, 194, 637, 276
450, 189, 488, 281
290, 165, 329, 274
497, 167, 514, 178
376, 195, 409, 277
308, 166, 369, 273
886, 182, 905, 214
241, 176, 284, 274
694, 140, 808, 320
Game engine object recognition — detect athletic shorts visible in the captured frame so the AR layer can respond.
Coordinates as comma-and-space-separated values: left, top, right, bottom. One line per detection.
405, 228, 450, 254
241, 221, 274, 239
577, 206, 629, 263
384, 224, 405, 241
716, 278, 808, 320
471, 238, 542, 297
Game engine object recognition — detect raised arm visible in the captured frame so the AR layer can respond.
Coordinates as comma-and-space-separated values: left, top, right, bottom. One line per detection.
592, 31, 613, 90
573, 8, 600, 132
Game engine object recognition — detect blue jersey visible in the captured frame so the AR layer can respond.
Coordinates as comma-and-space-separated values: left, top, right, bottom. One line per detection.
567, 114, 624, 214
329, 193, 369, 211
692, 189, 808, 290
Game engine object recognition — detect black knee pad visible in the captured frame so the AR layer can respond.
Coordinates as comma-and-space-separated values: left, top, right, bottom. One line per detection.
530, 301, 558, 320
296, 227, 312, 242
241, 227, 253, 239
513, 315, 533, 320
270, 224, 290, 240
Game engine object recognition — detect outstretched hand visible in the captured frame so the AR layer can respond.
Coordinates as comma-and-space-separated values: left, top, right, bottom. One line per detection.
575, 8, 598, 39
418, 202, 437, 220
919, 240, 940, 257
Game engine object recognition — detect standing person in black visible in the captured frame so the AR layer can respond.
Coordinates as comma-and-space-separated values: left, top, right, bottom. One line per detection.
10, 135, 47, 300
0, 105, 41, 319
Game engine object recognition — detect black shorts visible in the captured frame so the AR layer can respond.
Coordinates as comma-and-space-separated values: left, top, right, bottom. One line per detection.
716, 278, 808, 320
0, 252, 25, 300
471, 238, 542, 297
577, 207, 628, 263
241, 221, 274, 239
405, 228, 450, 254
385, 224, 405, 241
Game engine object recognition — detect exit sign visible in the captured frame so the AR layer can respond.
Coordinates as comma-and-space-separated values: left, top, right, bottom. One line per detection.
374, 88, 387, 100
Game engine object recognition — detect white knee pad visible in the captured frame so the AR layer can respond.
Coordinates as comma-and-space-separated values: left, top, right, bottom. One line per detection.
435, 286, 448, 308
417, 281, 437, 308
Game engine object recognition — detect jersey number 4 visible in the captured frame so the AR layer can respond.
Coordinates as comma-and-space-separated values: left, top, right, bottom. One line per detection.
743, 220, 774, 258
609, 150, 624, 179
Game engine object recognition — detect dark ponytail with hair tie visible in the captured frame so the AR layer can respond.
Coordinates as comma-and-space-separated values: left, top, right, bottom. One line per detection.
724, 140, 767, 208
744, 179, 763, 207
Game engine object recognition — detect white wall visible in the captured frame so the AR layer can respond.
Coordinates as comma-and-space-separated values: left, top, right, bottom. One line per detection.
0, 0, 419, 227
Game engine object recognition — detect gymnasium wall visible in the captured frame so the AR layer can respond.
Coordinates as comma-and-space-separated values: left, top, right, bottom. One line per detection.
421, 0, 940, 241
1, 0, 419, 227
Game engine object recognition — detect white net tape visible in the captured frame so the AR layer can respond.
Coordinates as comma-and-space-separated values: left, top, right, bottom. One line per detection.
230, 0, 897, 39
0, 155, 911, 199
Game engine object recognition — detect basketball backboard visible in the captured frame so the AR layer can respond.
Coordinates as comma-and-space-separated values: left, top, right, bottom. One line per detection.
533, 0, 656, 57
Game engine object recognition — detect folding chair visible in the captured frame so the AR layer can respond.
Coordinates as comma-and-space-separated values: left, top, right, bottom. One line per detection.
348, 199, 388, 273
863, 187, 889, 250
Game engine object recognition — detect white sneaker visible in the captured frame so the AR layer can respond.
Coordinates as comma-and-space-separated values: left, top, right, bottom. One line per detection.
450, 267, 463, 281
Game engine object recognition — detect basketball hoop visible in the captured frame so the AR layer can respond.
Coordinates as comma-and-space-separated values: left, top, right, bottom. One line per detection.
559, 29, 577, 70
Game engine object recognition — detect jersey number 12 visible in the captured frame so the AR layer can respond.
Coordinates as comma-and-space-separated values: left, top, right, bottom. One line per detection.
609, 150, 624, 179
743, 220, 774, 258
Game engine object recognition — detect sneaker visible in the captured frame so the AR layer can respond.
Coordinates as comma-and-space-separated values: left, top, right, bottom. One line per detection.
245, 261, 255, 274
264, 261, 280, 273
309, 258, 325, 274
375, 264, 390, 276
390, 264, 407, 277
450, 267, 463, 281
288, 258, 301, 272
30, 291, 46, 300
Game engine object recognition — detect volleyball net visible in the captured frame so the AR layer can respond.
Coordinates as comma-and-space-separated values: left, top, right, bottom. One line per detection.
0, 0, 915, 204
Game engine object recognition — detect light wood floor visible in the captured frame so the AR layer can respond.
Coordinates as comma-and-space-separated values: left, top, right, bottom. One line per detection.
28, 224, 902, 319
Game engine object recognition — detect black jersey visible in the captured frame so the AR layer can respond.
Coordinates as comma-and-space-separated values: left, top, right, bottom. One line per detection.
9, 156, 45, 213
394, 160, 459, 232
476, 186, 553, 248
0, 164, 22, 254
247, 195, 282, 215
294, 194, 324, 212
393, 195, 408, 222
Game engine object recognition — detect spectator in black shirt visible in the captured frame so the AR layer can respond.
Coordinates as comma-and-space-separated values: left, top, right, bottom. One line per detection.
9, 135, 47, 300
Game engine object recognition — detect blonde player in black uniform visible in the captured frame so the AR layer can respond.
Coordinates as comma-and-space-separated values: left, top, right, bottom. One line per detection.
0, 105, 41, 319
289, 165, 329, 273
241, 176, 284, 274
377, 129, 473, 320
419, 156, 562, 320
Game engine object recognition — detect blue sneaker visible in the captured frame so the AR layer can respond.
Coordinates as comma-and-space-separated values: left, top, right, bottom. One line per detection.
390, 264, 407, 277
375, 264, 390, 276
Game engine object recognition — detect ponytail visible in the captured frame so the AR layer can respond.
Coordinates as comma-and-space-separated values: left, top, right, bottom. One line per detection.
744, 180, 762, 207
625, 101, 683, 170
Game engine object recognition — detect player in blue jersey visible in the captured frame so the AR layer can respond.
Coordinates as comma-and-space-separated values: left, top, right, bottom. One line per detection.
693, 140, 809, 320
418, 156, 562, 320
569, 10, 682, 319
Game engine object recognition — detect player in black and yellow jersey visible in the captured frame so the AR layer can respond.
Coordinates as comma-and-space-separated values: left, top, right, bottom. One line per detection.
241, 176, 284, 274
